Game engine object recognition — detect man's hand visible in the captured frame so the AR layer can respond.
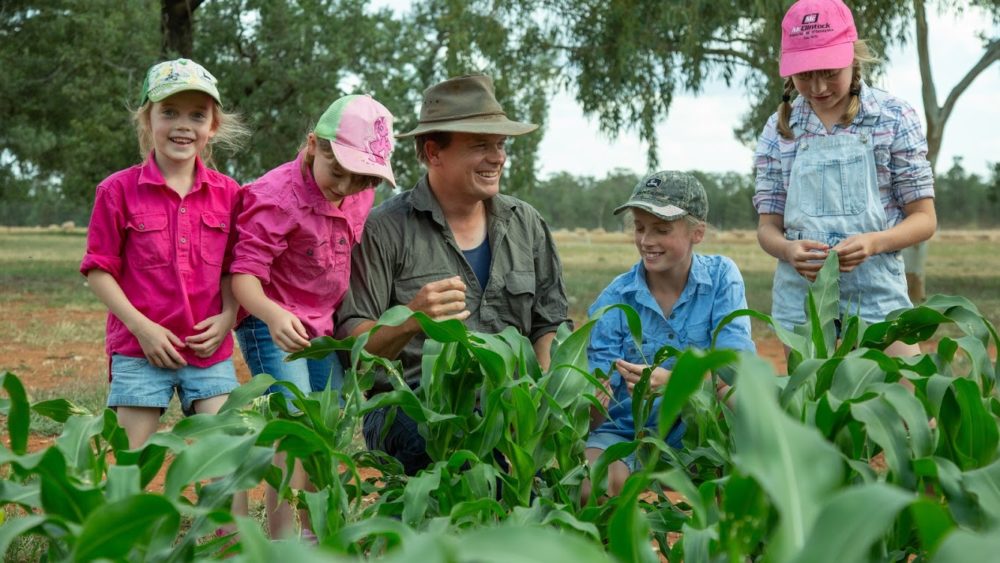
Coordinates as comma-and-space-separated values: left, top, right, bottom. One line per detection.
408, 276, 471, 321
134, 320, 187, 370
186, 310, 236, 358
784, 239, 829, 281
616, 359, 671, 394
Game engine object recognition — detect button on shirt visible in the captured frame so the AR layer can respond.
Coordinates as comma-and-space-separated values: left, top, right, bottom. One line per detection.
80, 154, 240, 367
588, 255, 755, 439
230, 153, 374, 338
752, 82, 935, 227
335, 175, 571, 392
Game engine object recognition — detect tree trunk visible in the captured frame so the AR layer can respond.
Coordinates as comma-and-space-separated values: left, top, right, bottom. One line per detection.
161, 0, 204, 58
904, 0, 999, 302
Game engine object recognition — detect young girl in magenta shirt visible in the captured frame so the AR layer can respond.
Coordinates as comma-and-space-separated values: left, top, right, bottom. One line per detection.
230, 94, 396, 538
81, 58, 249, 448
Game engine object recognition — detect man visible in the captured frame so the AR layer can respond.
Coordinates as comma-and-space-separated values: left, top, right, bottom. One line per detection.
335, 74, 571, 475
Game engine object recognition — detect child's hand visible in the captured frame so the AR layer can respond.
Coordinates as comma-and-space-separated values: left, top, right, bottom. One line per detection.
264, 308, 312, 353
595, 375, 613, 410
616, 359, 671, 394
784, 239, 829, 281
832, 233, 878, 272
134, 320, 187, 369
187, 311, 236, 358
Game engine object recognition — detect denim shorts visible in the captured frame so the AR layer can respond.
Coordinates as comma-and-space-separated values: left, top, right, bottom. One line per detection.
586, 420, 686, 473
107, 354, 238, 416
234, 315, 344, 400
586, 432, 641, 472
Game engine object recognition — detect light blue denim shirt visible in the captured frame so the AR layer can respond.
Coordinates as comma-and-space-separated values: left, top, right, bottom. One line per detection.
588, 254, 755, 439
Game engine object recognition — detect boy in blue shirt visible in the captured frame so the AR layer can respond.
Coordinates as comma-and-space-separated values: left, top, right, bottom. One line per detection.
583, 171, 755, 500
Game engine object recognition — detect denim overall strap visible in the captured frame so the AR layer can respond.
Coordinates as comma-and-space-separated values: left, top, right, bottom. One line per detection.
771, 116, 910, 329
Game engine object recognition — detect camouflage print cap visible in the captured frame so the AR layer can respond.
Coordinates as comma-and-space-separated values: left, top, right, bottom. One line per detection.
139, 58, 222, 106
613, 171, 708, 221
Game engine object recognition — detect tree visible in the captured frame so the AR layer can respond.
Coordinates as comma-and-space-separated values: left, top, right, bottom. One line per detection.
903, 0, 999, 300
548, 0, 997, 300
161, 0, 204, 58
0, 0, 159, 207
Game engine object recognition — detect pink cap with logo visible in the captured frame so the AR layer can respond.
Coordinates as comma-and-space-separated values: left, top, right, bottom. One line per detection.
315, 95, 396, 187
780, 0, 858, 77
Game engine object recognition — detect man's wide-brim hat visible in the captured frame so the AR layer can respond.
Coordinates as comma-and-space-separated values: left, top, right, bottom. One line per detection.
396, 74, 538, 138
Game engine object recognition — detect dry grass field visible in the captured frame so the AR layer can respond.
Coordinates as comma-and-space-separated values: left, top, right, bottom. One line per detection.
1, 228, 997, 437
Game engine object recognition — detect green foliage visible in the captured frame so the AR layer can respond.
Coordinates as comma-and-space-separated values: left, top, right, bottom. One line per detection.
0, 0, 160, 206
3, 252, 1000, 560
933, 158, 1000, 228
521, 169, 759, 231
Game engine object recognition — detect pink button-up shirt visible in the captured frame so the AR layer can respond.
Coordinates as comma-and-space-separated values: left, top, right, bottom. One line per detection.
231, 153, 374, 338
80, 155, 240, 368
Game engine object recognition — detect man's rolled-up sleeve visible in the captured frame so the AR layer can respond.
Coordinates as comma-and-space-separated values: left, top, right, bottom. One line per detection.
529, 213, 571, 342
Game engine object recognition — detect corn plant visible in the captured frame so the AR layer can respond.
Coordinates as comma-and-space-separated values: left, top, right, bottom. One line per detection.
3, 250, 1000, 561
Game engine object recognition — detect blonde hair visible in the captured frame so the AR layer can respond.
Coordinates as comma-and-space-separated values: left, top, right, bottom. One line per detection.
623, 208, 708, 231
777, 40, 879, 140
132, 99, 250, 168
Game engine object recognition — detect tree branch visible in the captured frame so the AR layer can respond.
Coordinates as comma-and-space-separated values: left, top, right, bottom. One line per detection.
913, 0, 939, 125
940, 39, 1000, 126
703, 48, 757, 67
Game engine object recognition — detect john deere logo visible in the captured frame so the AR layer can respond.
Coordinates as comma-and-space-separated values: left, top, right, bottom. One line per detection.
645, 178, 662, 188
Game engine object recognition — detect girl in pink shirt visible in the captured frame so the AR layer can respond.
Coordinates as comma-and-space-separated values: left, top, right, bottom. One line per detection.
81, 59, 249, 449
231, 94, 396, 538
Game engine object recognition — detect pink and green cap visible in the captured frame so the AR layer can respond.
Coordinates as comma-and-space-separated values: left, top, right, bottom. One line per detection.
139, 58, 222, 106
780, 0, 858, 77
315, 95, 396, 187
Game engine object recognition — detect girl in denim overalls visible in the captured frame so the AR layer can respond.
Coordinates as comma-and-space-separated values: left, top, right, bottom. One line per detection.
753, 0, 936, 357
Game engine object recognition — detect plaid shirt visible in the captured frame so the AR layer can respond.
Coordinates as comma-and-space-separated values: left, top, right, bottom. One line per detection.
753, 82, 934, 228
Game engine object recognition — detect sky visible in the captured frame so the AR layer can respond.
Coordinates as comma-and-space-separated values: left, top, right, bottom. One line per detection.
374, 2, 999, 179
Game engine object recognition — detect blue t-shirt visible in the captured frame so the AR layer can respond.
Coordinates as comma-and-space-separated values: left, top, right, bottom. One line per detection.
462, 237, 491, 289
588, 254, 755, 439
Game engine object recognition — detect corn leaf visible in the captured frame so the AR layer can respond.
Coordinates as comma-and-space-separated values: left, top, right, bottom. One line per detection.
732, 355, 843, 560
789, 483, 913, 563
1, 372, 29, 454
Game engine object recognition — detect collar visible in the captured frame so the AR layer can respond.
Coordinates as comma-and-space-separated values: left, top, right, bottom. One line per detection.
138, 152, 214, 193
788, 80, 882, 131
411, 174, 516, 227
622, 255, 713, 311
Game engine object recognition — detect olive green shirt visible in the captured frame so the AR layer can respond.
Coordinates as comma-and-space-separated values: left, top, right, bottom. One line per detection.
335, 175, 571, 392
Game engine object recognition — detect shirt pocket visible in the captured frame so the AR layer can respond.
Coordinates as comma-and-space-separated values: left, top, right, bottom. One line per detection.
394, 271, 452, 308
681, 320, 713, 350
125, 212, 170, 269
286, 239, 332, 281
622, 340, 661, 365
498, 270, 536, 331
199, 212, 231, 267
797, 154, 868, 217
332, 234, 351, 271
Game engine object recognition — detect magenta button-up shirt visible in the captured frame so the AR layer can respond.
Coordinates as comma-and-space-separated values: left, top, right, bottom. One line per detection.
80, 155, 241, 368
231, 153, 374, 338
